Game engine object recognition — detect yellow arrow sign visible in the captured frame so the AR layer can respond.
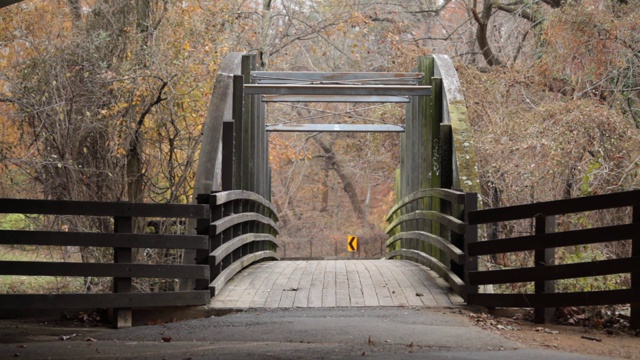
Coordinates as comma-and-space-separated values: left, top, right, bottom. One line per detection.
347, 235, 358, 252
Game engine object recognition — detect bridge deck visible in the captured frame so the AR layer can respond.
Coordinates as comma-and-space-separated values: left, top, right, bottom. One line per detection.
210, 260, 463, 308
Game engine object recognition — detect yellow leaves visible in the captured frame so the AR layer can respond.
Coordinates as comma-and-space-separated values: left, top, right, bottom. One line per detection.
183, 42, 191, 52
99, 102, 131, 119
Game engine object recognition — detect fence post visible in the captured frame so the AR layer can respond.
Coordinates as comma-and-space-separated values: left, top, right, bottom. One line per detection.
463, 192, 478, 301
534, 214, 556, 324
113, 214, 132, 329
632, 204, 639, 329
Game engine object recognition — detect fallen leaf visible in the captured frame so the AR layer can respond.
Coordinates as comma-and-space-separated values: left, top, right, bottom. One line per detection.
85, 337, 97, 342
161, 336, 172, 342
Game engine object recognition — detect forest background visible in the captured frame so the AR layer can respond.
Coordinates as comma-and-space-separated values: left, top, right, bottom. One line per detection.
0, 0, 638, 294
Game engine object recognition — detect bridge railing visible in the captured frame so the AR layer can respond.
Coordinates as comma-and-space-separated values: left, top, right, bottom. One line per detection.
199, 190, 280, 297
384, 188, 478, 299
0, 197, 211, 328
465, 189, 639, 328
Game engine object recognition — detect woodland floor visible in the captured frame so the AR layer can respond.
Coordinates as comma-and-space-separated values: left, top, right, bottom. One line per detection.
464, 308, 640, 359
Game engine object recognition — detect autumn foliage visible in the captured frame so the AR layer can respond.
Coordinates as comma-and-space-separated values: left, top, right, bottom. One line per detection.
0, 1, 638, 286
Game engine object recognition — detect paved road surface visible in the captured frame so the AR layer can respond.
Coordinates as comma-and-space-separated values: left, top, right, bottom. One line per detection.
1, 307, 611, 359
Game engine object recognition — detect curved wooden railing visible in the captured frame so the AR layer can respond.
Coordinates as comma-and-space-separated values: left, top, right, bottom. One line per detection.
385, 189, 478, 299
198, 190, 280, 296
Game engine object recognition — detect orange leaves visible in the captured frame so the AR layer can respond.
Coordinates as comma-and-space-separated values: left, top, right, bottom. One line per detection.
539, 5, 633, 95
269, 134, 305, 170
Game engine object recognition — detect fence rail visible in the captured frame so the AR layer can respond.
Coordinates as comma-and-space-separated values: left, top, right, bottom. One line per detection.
0, 197, 211, 328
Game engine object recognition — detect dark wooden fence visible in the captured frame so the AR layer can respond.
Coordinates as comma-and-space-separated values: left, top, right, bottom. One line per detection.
385, 189, 478, 299
0, 198, 211, 328
466, 190, 639, 328
385, 189, 638, 329
198, 190, 280, 296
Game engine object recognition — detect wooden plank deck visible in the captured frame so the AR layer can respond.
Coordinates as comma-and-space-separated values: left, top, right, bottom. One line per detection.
209, 260, 463, 308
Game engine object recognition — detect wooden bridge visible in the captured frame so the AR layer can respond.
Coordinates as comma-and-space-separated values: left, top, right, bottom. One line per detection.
0, 53, 637, 330
209, 260, 462, 309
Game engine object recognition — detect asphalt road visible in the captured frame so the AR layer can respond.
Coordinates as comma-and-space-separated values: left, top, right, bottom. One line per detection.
1, 307, 612, 359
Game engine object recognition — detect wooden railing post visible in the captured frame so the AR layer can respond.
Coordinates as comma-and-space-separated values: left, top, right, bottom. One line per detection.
195, 193, 213, 293
196, 193, 222, 296
534, 214, 556, 324
632, 204, 639, 330
220, 195, 235, 284
113, 214, 132, 329
464, 192, 478, 301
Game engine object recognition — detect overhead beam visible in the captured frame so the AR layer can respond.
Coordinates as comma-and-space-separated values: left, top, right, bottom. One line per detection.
266, 124, 405, 133
251, 71, 424, 85
244, 84, 431, 96
262, 95, 410, 103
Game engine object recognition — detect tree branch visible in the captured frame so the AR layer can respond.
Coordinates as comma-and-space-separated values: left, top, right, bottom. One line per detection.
496, 4, 541, 24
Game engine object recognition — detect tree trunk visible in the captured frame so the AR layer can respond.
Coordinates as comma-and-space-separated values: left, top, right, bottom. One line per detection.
312, 137, 368, 224
471, 0, 504, 67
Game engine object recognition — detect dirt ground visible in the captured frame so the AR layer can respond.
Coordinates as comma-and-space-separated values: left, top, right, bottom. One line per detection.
463, 309, 640, 359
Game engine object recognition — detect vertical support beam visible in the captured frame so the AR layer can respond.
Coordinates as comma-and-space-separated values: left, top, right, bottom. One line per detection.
258, 90, 267, 199
268, 165, 273, 202
418, 56, 435, 256
463, 192, 478, 302
231, 199, 243, 265
431, 77, 443, 192
431, 77, 444, 262
241, 54, 257, 192
195, 193, 213, 295
256, 98, 267, 251
222, 121, 234, 191
220, 195, 236, 296
534, 214, 556, 324
232, 75, 244, 190
391, 168, 401, 252
441, 123, 461, 277
631, 204, 639, 329
399, 130, 407, 253
207, 192, 223, 297
439, 124, 453, 190
113, 215, 132, 329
